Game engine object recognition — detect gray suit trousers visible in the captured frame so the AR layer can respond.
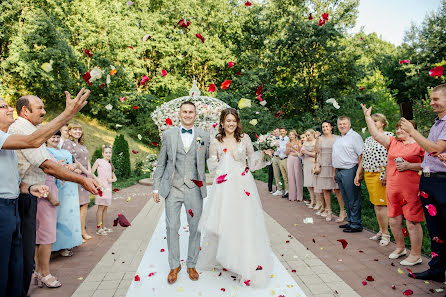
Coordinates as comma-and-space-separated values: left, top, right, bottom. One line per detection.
165, 184, 203, 269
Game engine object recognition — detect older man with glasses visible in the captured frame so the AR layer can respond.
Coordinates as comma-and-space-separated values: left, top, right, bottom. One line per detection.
0, 89, 96, 297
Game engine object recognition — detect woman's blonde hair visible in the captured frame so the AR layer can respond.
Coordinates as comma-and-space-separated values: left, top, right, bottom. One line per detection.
371, 113, 389, 129
101, 144, 115, 172
68, 122, 85, 145
289, 130, 298, 139
304, 129, 315, 136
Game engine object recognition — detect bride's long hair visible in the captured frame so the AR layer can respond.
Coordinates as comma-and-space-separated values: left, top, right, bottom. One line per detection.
216, 108, 244, 143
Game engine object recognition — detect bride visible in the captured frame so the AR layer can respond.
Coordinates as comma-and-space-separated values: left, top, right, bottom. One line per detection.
197, 108, 274, 287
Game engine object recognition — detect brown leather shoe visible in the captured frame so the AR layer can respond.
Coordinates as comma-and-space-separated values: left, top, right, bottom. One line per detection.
187, 267, 199, 281
167, 265, 181, 284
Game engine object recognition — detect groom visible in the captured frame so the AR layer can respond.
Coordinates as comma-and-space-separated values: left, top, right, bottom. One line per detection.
152, 101, 210, 284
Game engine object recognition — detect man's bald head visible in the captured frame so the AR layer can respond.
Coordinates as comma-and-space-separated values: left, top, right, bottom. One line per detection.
16, 95, 40, 116
16, 95, 46, 126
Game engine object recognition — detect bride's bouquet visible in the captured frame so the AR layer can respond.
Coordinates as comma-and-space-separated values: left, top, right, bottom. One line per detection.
254, 133, 279, 161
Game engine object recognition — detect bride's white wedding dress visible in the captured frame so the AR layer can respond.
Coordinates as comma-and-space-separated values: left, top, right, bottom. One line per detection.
197, 135, 273, 288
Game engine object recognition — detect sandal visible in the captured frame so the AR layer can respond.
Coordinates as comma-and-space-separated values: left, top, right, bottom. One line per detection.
335, 210, 346, 222
325, 211, 333, 222
379, 234, 391, 246
32, 272, 41, 286
59, 249, 73, 257
369, 231, 382, 241
39, 274, 61, 288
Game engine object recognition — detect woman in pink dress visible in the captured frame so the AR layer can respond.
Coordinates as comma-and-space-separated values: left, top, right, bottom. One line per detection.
286, 130, 303, 201
92, 145, 117, 235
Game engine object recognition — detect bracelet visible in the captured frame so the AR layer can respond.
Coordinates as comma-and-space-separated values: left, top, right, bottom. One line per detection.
28, 185, 34, 195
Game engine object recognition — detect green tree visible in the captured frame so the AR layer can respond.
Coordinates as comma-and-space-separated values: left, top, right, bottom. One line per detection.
112, 134, 131, 179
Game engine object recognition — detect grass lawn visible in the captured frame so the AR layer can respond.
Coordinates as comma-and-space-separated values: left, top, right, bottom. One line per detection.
252, 167, 432, 256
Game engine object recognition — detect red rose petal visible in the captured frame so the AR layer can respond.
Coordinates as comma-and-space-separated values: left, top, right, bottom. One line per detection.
244, 190, 251, 196
195, 33, 205, 43
188, 209, 194, 217
312, 238, 315, 243
406, 268, 415, 279
429, 66, 444, 77
433, 236, 444, 243
256, 84, 263, 96
128, 46, 134, 49
399, 60, 410, 64
337, 239, 348, 249
191, 180, 203, 187
113, 188, 120, 192
133, 105, 138, 110
366, 276, 374, 281
84, 49, 93, 57
134, 275, 140, 281
359, 87, 365, 91
223, 148, 227, 153
165, 118, 173, 126
392, 285, 396, 289
132, 150, 139, 154
160, 249, 165, 252
403, 289, 413, 296
274, 111, 282, 118
291, 269, 296, 272
432, 252, 439, 258
152, 141, 159, 147
97, 188, 103, 197
318, 18, 326, 26
212, 123, 218, 128
286, 240, 290, 243
228, 61, 235, 68
426, 204, 437, 216
420, 191, 428, 198
244, 1, 252, 6
208, 83, 216, 92
256, 265, 263, 271
235, 71, 242, 76
140, 75, 149, 85
221, 288, 226, 292
223, 268, 227, 271
243, 280, 250, 286
161, 69, 167, 77
362, 281, 367, 286
402, 227, 409, 237
220, 80, 232, 90
148, 272, 156, 277
216, 174, 228, 184
322, 12, 328, 20
308, 13, 313, 20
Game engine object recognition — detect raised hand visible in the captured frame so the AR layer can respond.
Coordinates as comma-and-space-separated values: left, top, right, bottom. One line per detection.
64, 88, 90, 117
360, 103, 372, 117
399, 118, 416, 135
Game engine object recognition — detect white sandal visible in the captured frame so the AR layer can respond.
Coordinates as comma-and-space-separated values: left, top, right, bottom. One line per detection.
39, 274, 62, 288
369, 231, 382, 241
379, 234, 391, 246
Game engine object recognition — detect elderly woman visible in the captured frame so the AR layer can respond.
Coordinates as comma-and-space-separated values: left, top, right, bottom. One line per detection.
286, 130, 303, 201
62, 122, 92, 241
315, 120, 345, 222
362, 104, 424, 266
355, 114, 393, 246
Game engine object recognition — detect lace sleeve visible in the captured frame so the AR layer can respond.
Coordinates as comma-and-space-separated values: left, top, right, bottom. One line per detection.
207, 138, 219, 175
245, 135, 270, 171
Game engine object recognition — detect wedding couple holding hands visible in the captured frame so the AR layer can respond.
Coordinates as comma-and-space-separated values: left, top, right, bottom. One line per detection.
152, 101, 274, 287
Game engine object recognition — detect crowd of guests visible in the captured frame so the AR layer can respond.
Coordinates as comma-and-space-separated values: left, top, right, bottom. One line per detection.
0, 90, 119, 297
268, 84, 446, 282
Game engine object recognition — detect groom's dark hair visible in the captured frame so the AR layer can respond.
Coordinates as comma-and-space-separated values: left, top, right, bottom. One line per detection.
180, 101, 196, 110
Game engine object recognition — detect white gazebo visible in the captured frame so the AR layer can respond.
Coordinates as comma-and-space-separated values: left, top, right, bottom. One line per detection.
151, 80, 230, 136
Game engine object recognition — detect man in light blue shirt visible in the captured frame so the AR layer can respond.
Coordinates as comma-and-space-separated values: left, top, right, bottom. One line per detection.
332, 116, 364, 233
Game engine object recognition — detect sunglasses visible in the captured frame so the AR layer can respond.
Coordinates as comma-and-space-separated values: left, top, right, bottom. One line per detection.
0, 104, 11, 109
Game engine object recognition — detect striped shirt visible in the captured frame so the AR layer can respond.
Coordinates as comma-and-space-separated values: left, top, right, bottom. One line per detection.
8, 117, 51, 184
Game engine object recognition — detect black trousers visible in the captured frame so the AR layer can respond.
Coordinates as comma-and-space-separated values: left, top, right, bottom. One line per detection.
268, 164, 274, 192
419, 175, 446, 275
17, 193, 37, 297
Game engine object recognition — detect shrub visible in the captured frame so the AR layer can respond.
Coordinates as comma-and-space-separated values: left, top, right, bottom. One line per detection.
91, 146, 103, 164
112, 134, 131, 179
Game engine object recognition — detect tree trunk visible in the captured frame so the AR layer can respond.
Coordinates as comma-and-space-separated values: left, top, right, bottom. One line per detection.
399, 101, 413, 120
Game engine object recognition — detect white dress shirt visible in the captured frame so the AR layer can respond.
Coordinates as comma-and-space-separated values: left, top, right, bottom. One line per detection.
180, 125, 195, 151
332, 129, 363, 169
274, 136, 289, 159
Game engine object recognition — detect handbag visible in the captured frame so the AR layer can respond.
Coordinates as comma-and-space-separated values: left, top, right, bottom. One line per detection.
313, 162, 321, 175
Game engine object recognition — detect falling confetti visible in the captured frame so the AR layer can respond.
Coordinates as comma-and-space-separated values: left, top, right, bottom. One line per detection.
303, 217, 313, 224
238, 98, 252, 109
337, 239, 348, 249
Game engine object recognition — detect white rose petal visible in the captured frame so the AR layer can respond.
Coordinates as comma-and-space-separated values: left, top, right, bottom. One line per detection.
138, 134, 142, 140
105, 104, 113, 110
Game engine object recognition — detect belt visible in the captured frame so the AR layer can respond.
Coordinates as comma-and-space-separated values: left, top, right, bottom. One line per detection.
422, 172, 446, 178
0, 197, 18, 205
280, 157, 287, 160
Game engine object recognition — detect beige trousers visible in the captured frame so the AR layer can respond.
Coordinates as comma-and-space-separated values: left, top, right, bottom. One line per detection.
272, 156, 289, 191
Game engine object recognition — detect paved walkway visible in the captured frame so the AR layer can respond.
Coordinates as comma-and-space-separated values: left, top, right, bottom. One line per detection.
29, 182, 445, 297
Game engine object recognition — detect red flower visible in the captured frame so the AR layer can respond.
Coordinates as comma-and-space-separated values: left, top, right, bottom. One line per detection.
256, 84, 263, 96
274, 111, 282, 118
191, 180, 203, 187
429, 66, 444, 77
84, 49, 93, 57
128, 46, 134, 49
188, 209, 194, 217
403, 289, 413, 296
402, 227, 409, 237
196, 33, 205, 43
100, 83, 105, 89
256, 265, 262, 271
244, 190, 250, 196
366, 276, 374, 281
161, 69, 167, 77
235, 71, 242, 76
165, 118, 173, 126
152, 141, 159, 147
322, 12, 329, 20
359, 87, 365, 91
245, 1, 252, 6
82, 72, 92, 85
308, 13, 313, 20
160, 248, 165, 252
133, 105, 138, 110
399, 60, 410, 64
208, 83, 216, 92
216, 174, 228, 184
220, 80, 232, 90
228, 61, 235, 68
337, 239, 348, 249
134, 275, 140, 281
318, 18, 326, 26
97, 188, 103, 197
140, 75, 149, 85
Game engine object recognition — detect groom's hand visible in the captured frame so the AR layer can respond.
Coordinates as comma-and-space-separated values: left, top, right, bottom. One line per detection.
153, 192, 160, 203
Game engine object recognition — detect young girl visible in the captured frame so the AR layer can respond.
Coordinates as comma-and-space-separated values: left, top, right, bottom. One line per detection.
92, 145, 117, 235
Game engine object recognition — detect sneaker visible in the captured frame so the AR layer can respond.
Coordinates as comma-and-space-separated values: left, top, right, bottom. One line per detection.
272, 190, 283, 196
96, 229, 108, 235
103, 227, 113, 233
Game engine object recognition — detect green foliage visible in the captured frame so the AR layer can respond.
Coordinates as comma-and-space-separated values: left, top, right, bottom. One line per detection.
111, 134, 131, 179
90, 146, 103, 164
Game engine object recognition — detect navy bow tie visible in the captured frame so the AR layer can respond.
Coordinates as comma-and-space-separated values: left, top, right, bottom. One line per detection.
181, 128, 193, 134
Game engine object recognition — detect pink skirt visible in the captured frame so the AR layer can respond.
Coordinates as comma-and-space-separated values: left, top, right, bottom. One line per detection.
36, 197, 57, 244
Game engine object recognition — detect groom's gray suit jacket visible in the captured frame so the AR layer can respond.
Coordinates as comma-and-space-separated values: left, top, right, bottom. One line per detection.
153, 127, 210, 198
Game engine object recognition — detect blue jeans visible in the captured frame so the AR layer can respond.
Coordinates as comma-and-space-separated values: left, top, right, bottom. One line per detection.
335, 166, 362, 229
0, 198, 23, 297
